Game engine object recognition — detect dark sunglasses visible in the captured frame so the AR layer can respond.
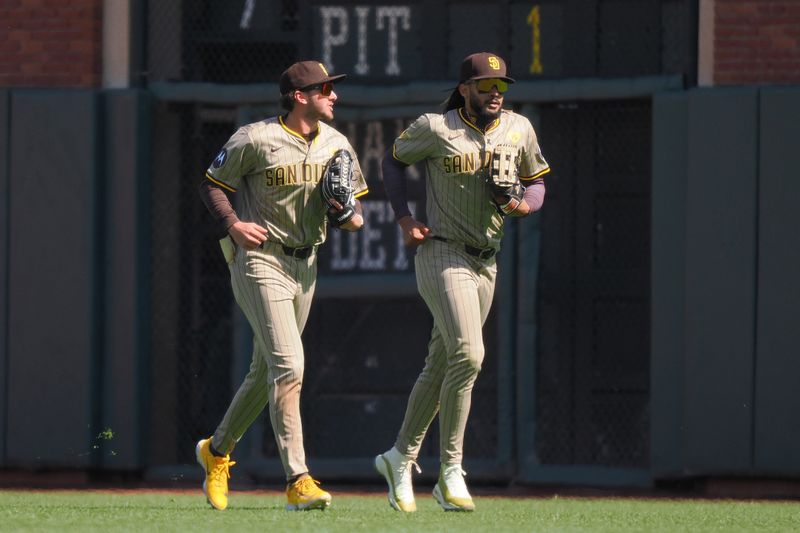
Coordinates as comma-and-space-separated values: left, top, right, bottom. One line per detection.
300, 81, 334, 96
472, 78, 508, 94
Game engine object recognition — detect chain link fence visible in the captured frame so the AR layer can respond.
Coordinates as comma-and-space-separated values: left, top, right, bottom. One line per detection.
535, 100, 651, 468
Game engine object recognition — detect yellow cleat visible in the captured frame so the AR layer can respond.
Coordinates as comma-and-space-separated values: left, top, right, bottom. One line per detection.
286, 475, 332, 511
433, 464, 475, 512
195, 438, 236, 510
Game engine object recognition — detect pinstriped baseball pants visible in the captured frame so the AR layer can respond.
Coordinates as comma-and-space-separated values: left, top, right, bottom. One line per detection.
394, 238, 497, 465
211, 242, 316, 480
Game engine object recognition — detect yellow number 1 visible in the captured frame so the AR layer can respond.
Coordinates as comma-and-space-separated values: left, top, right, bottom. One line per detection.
527, 6, 543, 74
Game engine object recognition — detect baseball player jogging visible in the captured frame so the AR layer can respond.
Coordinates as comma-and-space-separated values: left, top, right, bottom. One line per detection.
375, 52, 550, 512
195, 60, 368, 511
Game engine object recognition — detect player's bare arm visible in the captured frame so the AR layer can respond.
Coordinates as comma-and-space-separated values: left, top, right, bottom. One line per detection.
228, 220, 269, 250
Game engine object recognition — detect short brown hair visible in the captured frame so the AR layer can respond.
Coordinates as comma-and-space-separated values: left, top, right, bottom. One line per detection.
280, 92, 296, 111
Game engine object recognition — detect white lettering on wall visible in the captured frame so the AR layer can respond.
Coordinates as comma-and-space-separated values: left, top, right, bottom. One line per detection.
354, 6, 370, 75
359, 202, 387, 270
361, 121, 386, 180
375, 6, 411, 76
320, 6, 349, 72
240, 0, 256, 29
324, 119, 424, 273
330, 227, 359, 270
327, 201, 418, 272
318, 5, 412, 77
392, 201, 416, 271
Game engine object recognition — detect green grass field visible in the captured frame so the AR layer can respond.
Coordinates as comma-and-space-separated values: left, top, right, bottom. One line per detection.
1, 489, 799, 532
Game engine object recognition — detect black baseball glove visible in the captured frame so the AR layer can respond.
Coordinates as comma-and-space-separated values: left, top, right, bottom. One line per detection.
320, 149, 356, 227
487, 144, 523, 215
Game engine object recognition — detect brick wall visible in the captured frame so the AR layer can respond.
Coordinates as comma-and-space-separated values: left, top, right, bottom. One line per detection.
0, 0, 103, 88
715, 0, 800, 84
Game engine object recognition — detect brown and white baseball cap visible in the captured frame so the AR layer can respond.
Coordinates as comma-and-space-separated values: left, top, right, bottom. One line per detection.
458, 52, 515, 84
279, 61, 346, 94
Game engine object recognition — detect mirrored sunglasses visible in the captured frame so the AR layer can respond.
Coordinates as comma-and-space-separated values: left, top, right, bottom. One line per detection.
301, 81, 334, 96
474, 78, 508, 94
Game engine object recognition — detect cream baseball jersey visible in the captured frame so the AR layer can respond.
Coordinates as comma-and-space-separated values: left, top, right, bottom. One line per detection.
206, 116, 368, 247
392, 108, 549, 249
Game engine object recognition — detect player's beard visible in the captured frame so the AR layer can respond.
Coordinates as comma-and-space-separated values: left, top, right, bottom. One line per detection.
312, 104, 334, 123
468, 93, 501, 127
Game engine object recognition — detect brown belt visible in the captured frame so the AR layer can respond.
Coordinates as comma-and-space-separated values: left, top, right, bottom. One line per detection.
430, 235, 496, 260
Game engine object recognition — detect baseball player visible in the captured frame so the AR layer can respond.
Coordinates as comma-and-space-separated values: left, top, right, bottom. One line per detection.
375, 52, 549, 512
195, 60, 369, 511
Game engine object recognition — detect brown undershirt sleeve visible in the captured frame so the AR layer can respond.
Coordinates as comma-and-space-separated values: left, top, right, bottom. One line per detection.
199, 179, 240, 239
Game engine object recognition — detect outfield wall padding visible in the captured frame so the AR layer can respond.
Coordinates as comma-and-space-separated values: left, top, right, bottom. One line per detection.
650, 92, 689, 478
683, 88, 758, 473
652, 87, 800, 479
754, 88, 800, 474
0, 89, 9, 465
6, 90, 98, 467
99, 90, 150, 469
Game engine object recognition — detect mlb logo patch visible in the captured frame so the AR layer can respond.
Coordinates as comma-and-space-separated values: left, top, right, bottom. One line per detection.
212, 148, 228, 168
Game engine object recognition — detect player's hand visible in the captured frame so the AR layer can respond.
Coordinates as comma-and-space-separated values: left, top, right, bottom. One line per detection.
397, 215, 430, 246
229, 221, 269, 250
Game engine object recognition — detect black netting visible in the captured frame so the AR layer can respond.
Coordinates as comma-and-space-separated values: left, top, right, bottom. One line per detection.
147, 103, 239, 466
147, 1, 299, 84
535, 100, 652, 468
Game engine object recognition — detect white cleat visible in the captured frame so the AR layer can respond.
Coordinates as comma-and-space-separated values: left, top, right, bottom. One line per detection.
374, 447, 421, 512
433, 464, 475, 512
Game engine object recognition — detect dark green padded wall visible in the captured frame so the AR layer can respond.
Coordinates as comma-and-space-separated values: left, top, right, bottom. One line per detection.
651, 92, 689, 478
100, 90, 150, 469
0, 89, 8, 465
6, 90, 97, 466
754, 88, 800, 474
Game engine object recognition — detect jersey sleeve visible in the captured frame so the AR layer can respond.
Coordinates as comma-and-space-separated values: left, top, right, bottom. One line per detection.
518, 118, 551, 182
392, 114, 438, 165
205, 126, 258, 192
